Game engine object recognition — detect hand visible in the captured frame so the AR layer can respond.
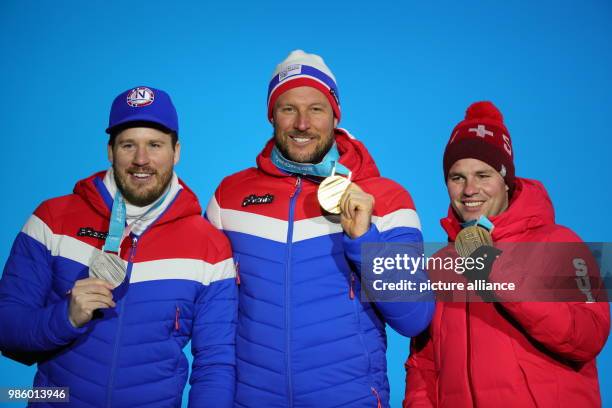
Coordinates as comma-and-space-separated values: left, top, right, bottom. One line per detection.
463, 245, 503, 302
68, 278, 116, 328
339, 182, 375, 239
463, 245, 503, 282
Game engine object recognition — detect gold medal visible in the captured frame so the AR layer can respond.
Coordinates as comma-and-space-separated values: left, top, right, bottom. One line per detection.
89, 250, 127, 288
455, 225, 493, 258
317, 175, 351, 214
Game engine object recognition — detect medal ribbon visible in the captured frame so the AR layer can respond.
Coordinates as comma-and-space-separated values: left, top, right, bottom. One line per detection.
461, 215, 495, 232
103, 192, 126, 253
271, 143, 351, 178
103, 189, 170, 254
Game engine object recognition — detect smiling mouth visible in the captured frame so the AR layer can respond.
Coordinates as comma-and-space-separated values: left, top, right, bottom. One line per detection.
463, 201, 484, 208
128, 171, 155, 181
290, 135, 314, 144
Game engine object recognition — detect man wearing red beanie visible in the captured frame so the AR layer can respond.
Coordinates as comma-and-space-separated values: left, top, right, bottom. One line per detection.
403, 101, 610, 407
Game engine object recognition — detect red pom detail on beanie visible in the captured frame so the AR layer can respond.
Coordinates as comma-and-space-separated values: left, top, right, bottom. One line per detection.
465, 101, 504, 122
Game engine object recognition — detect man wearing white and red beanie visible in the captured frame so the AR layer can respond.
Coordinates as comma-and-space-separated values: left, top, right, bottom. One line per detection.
404, 101, 610, 407
207, 50, 434, 407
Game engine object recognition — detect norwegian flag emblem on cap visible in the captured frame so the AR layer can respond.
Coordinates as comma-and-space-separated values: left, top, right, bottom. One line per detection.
126, 87, 155, 107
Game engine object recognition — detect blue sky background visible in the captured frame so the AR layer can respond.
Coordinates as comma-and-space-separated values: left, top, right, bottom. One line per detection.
1, 1, 611, 407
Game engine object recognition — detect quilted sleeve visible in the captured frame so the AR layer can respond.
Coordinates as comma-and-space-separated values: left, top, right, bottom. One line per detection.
188, 230, 237, 407
0, 204, 85, 362
343, 179, 435, 337
490, 227, 610, 362
404, 330, 437, 407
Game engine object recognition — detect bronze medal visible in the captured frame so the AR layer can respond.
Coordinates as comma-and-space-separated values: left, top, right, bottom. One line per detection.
455, 225, 493, 258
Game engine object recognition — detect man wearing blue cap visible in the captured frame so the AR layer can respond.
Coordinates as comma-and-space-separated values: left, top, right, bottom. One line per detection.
0, 86, 237, 407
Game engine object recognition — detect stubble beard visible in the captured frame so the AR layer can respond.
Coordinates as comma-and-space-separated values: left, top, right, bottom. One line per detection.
275, 130, 335, 164
113, 164, 173, 207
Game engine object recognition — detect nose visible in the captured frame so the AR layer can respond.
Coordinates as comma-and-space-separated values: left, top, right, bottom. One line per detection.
463, 177, 479, 196
132, 145, 150, 166
294, 111, 310, 131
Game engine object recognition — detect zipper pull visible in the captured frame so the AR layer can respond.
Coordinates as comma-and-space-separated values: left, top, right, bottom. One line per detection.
349, 272, 355, 300
175, 306, 180, 331
235, 261, 241, 285
128, 236, 139, 263
371, 387, 382, 408
290, 176, 302, 198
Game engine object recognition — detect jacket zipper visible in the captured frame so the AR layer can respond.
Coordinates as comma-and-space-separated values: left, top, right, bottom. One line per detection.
466, 301, 477, 408
285, 176, 301, 408
371, 386, 382, 408
235, 259, 241, 285
175, 306, 180, 331
106, 235, 138, 408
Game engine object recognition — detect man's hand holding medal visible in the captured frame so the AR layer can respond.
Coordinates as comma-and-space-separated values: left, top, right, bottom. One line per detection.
318, 174, 374, 239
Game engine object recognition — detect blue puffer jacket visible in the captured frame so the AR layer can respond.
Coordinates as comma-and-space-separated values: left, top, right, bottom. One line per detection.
0, 171, 237, 407
206, 130, 434, 407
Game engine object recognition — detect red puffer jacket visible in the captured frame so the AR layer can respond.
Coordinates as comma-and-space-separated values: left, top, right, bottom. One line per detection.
403, 178, 610, 407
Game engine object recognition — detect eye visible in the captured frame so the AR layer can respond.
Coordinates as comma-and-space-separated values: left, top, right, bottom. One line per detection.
449, 175, 463, 182
280, 106, 295, 113
150, 142, 163, 148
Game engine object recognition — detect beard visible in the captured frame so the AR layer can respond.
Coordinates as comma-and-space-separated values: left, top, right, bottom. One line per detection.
113, 164, 173, 207
274, 130, 335, 164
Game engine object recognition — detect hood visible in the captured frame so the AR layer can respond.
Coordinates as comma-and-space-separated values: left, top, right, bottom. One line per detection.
441, 177, 555, 241
73, 171, 202, 225
255, 128, 380, 182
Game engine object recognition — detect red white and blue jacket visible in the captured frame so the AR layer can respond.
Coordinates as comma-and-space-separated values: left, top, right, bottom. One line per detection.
206, 130, 435, 408
0, 171, 237, 407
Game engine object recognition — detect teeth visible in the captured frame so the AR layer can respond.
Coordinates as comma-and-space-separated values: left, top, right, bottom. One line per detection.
464, 201, 483, 207
292, 137, 310, 143
133, 173, 151, 178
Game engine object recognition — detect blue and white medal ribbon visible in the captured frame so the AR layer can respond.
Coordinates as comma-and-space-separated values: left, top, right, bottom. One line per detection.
461, 215, 495, 233
104, 191, 127, 253
89, 189, 170, 288
89, 191, 128, 288
271, 142, 353, 214
271, 143, 351, 178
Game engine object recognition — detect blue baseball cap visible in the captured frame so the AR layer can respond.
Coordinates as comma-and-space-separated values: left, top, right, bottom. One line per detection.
106, 86, 179, 135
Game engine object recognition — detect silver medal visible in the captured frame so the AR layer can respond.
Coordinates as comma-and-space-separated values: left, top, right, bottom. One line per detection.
317, 175, 351, 214
89, 250, 126, 288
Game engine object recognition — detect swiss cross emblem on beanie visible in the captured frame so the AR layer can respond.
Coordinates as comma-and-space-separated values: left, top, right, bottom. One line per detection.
106, 86, 179, 135
267, 50, 341, 122
443, 101, 515, 188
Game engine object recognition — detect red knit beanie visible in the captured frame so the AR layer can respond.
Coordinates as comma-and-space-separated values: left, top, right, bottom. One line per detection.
443, 101, 515, 189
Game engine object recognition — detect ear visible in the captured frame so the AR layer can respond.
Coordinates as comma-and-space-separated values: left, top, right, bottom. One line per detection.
505, 184, 509, 192
107, 144, 113, 164
173, 141, 181, 166
333, 117, 338, 128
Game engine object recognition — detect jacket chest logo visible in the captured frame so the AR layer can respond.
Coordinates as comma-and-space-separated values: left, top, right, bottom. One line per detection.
242, 193, 274, 207
77, 227, 108, 240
